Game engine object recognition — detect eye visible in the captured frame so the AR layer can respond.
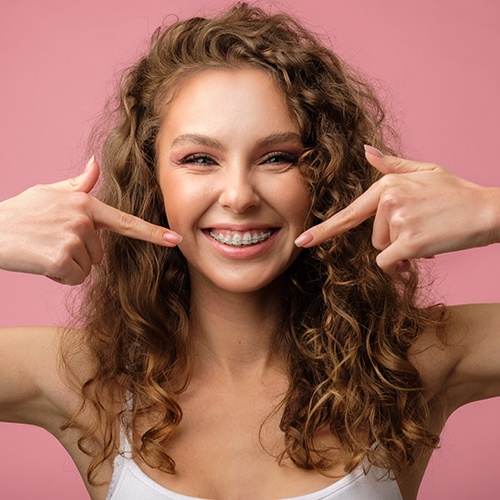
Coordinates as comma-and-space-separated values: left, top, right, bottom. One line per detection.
260, 152, 299, 169
180, 153, 217, 166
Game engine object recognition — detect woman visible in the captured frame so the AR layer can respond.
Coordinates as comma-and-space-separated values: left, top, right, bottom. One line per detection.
0, 3, 499, 499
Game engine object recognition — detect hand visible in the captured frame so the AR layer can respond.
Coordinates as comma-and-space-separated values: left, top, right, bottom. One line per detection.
0, 157, 182, 285
295, 146, 500, 274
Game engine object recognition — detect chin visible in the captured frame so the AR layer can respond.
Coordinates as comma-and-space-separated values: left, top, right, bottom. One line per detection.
189, 266, 288, 296
213, 276, 279, 295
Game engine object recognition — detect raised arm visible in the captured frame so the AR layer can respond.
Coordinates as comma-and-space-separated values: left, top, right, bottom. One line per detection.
295, 146, 500, 410
0, 157, 181, 284
295, 145, 500, 273
0, 157, 182, 427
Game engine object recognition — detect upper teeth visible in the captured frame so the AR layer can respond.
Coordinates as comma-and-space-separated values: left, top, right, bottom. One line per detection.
209, 230, 272, 246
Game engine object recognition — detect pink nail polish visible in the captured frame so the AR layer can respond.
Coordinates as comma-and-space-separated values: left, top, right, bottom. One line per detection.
295, 232, 314, 247
364, 145, 384, 158
163, 232, 182, 245
84, 155, 95, 172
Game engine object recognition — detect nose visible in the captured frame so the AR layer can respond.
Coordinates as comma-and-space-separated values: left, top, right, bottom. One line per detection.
218, 167, 261, 213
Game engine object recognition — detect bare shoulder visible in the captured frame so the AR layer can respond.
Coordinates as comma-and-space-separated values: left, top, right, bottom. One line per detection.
0, 325, 91, 432
409, 303, 500, 414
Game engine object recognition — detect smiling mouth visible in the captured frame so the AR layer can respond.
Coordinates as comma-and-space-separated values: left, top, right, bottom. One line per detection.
208, 229, 275, 246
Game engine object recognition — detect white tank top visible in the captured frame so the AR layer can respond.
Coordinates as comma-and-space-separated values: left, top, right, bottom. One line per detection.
106, 429, 402, 500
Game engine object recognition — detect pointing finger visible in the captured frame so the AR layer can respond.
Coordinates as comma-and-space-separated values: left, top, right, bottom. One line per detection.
295, 183, 381, 247
90, 198, 182, 246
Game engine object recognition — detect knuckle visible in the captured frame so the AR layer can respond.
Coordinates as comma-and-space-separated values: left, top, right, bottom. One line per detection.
66, 176, 80, 190
63, 233, 83, 252
46, 254, 68, 278
379, 173, 398, 189
389, 210, 406, 230
69, 214, 93, 233
148, 226, 162, 242
392, 158, 407, 171
71, 191, 91, 209
119, 213, 137, 233
339, 204, 358, 224
379, 192, 399, 212
313, 222, 330, 237
330, 204, 359, 231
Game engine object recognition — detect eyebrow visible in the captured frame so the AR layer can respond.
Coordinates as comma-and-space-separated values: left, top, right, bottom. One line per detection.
171, 132, 302, 149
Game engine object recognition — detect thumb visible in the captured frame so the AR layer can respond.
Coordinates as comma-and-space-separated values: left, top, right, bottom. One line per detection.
364, 145, 440, 175
51, 156, 100, 193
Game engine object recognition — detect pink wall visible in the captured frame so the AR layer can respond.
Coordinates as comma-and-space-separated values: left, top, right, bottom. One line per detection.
1, 0, 499, 498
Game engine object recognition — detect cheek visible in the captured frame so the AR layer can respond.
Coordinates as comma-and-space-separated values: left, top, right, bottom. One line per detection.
159, 176, 186, 231
279, 178, 311, 227
160, 175, 212, 232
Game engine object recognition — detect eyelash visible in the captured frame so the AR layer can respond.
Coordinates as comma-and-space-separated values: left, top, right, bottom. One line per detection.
180, 153, 216, 165
261, 152, 299, 165
179, 152, 299, 166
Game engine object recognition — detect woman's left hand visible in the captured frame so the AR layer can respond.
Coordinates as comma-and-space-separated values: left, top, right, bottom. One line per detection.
295, 146, 500, 274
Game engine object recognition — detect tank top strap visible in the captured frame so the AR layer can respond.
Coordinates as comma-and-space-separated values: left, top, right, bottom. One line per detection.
119, 391, 134, 457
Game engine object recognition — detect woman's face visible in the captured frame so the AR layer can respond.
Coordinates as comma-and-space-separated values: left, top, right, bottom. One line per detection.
156, 67, 311, 294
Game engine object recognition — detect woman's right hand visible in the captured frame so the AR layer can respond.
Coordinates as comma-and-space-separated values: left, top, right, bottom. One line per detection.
0, 157, 182, 285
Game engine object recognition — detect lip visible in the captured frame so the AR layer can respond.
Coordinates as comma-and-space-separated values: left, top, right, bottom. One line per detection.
203, 223, 276, 232
202, 227, 280, 259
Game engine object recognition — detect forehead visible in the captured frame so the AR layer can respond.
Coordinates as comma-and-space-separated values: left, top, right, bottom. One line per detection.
158, 67, 301, 140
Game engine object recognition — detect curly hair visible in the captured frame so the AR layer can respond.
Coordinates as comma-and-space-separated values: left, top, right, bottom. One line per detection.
61, 2, 445, 485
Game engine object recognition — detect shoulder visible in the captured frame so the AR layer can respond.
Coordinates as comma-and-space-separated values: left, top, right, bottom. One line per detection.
409, 303, 500, 415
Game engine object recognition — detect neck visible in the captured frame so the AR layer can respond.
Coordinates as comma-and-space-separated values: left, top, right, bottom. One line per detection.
188, 277, 287, 381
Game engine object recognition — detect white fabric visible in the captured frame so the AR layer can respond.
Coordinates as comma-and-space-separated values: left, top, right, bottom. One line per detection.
106, 429, 402, 500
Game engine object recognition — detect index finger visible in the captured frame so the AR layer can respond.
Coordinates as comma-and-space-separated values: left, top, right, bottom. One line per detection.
91, 198, 182, 246
295, 183, 380, 247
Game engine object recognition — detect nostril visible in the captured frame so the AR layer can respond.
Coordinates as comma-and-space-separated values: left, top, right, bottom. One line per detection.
218, 184, 261, 212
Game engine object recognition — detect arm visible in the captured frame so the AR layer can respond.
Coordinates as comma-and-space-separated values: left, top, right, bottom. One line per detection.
0, 326, 66, 428
0, 158, 182, 427
295, 145, 500, 273
0, 157, 181, 284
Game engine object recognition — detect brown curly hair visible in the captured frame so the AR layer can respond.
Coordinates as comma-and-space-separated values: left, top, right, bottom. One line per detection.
61, 1, 444, 485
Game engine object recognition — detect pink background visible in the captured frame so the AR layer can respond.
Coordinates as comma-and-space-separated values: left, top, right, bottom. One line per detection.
1, 0, 499, 498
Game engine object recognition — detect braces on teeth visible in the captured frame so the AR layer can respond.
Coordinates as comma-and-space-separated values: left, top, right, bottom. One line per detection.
209, 230, 272, 246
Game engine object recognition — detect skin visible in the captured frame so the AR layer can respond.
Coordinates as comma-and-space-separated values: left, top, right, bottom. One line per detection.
296, 146, 500, 273
156, 68, 310, 297
0, 67, 500, 499
0, 157, 182, 285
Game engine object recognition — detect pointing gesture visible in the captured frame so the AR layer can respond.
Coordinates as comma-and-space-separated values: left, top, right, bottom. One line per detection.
0, 157, 182, 285
296, 146, 500, 274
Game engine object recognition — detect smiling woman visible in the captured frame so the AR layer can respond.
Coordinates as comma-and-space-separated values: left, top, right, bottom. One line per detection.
1, 3, 500, 500
157, 68, 310, 293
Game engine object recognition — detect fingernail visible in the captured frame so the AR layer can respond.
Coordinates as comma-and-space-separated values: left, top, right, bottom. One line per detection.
163, 231, 183, 245
364, 145, 384, 158
295, 231, 313, 247
84, 155, 95, 172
